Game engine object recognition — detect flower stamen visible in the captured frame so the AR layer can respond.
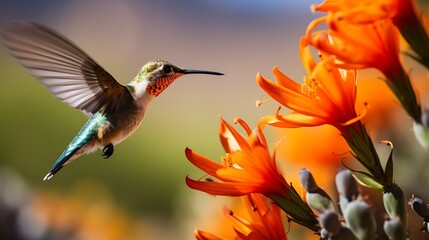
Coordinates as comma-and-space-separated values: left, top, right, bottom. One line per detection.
256, 98, 272, 107
221, 153, 234, 167
301, 76, 319, 98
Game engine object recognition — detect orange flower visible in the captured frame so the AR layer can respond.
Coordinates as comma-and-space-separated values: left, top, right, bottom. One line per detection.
311, 0, 429, 69
186, 117, 319, 232
306, 1, 422, 122
185, 117, 290, 197
257, 38, 362, 134
311, 0, 422, 38
310, 0, 422, 26
195, 194, 288, 240
257, 40, 388, 188
306, 14, 401, 77
311, 0, 397, 23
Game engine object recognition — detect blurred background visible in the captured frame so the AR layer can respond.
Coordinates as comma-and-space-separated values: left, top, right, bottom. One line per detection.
0, 0, 429, 239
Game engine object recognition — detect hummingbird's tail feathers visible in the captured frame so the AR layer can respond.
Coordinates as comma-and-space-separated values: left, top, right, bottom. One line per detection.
43, 148, 79, 181
43, 172, 53, 181
42, 113, 105, 181
43, 167, 62, 181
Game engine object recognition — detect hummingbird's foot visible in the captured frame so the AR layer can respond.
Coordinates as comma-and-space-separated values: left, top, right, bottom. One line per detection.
102, 143, 114, 159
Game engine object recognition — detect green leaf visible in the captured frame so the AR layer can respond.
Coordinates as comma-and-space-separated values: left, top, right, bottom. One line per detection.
342, 160, 385, 189
267, 193, 320, 233
352, 173, 384, 190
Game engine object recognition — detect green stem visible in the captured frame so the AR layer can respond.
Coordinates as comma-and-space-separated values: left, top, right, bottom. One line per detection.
267, 186, 320, 233
384, 67, 422, 124
341, 122, 386, 186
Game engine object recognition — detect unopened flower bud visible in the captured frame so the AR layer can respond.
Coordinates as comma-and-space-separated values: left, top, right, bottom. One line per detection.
300, 169, 335, 213
409, 196, 429, 220
344, 200, 376, 240
300, 168, 318, 192
320, 211, 358, 240
383, 219, 406, 240
383, 185, 407, 225
338, 195, 350, 216
336, 170, 359, 201
320, 210, 341, 236
306, 190, 336, 214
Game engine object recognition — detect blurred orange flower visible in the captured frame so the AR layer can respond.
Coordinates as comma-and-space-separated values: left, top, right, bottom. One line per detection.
28, 181, 147, 240
275, 126, 348, 167
356, 72, 399, 133
195, 194, 287, 240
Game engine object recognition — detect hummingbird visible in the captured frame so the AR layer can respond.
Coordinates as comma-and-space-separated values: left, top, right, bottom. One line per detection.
0, 22, 223, 181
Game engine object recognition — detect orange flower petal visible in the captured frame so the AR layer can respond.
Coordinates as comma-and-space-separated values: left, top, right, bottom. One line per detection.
195, 230, 227, 240
259, 115, 305, 128
185, 148, 224, 177
272, 66, 301, 92
216, 168, 261, 183
185, 177, 257, 196
257, 73, 330, 119
299, 37, 318, 73
219, 120, 240, 154
220, 118, 252, 153
275, 113, 328, 127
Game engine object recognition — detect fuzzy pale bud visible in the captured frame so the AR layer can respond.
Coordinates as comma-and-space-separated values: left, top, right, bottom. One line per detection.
300, 168, 335, 213
383, 185, 407, 226
383, 219, 406, 240
344, 200, 376, 240
319, 211, 357, 240
336, 170, 359, 201
336, 170, 360, 214
320, 211, 341, 236
300, 168, 318, 192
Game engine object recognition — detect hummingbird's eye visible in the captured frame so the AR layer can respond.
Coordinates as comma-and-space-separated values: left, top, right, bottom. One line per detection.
161, 65, 172, 74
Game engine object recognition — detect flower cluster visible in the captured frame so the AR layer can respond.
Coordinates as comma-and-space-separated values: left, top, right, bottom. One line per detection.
185, 0, 429, 239
307, 0, 423, 124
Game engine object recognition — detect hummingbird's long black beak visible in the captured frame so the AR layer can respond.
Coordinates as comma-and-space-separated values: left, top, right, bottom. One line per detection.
182, 69, 224, 76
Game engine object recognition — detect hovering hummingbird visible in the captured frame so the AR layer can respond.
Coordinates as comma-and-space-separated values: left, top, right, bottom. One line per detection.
0, 22, 223, 181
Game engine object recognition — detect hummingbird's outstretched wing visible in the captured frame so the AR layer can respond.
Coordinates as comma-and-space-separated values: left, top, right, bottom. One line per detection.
0, 22, 132, 116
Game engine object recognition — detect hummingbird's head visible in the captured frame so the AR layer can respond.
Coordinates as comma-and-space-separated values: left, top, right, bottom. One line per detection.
127, 60, 223, 98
